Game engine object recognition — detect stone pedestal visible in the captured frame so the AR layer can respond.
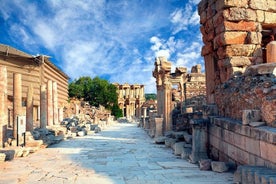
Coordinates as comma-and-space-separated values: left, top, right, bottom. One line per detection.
13, 73, 22, 138
40, 84, 47, 128
0, 66, 7, 147
154, 117, 163, 138
47, 80, 53, 126
189, 119, 209, 163
26, 84, 33, 131
267, 41, 276, 63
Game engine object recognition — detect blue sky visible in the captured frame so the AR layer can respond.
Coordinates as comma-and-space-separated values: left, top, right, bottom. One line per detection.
0, 0, 203, 93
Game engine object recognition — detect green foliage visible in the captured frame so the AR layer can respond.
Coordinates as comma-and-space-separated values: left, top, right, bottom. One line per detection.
145, 93, 157, 100
68, 76, 123, 118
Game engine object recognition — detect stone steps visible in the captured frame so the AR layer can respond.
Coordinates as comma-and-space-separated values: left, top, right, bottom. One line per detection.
234, 165, 276, 184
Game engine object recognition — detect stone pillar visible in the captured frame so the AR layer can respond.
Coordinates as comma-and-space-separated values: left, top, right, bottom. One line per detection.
26, 84, 33, 131
142, 107, 147, 128
52, 81, 58, 125
0, 66, 7, 147
163, 82, 172, 132
189, 119, 209, 164
75, 104, 79, 115
266, 41, 276, 63
40, 84, 47, 128
47, 80, 53, 126
154, 117, 163, 137
58, 107, 64, 122
13, 73, 22, 138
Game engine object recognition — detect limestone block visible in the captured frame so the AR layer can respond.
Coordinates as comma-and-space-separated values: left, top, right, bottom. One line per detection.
242, 110, 261, 125
256, 10, 265, 22
214, 32, 247, 49
173, 142, 185, 156
181, 147, 192, 159
0, 153, 6, 162
264, 12, 276, 24
223, 56, 251, 67
249, 122, 265, 127
199, 159, 212, 171
223, 8, 256, 22
77, 131, 85, 137
215, 0, 248, 11
260, 141, 276, 163
183, 132, 192, 144
211, 161, 229, 173
165, 138, 176, 147
244, 63, 276, 76
267, 0, 276, 11
154, 136, 166, 144
249, 0, 268, 10
223, 21, 257, 31
247, 32, 262, 44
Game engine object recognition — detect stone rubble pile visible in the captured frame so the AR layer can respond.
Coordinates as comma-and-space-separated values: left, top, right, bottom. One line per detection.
216, 63, 276, 127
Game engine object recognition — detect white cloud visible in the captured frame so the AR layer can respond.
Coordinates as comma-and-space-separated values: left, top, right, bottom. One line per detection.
1, 0, 204, 94
170, 3, 200, 34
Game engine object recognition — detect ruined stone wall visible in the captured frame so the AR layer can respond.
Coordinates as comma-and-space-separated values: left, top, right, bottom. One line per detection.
199, 0, 276, 126
198, 0, 276, 103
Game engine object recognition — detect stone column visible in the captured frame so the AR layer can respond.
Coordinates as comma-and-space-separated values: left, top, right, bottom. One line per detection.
40, 84, 47, 128
163, 82, 172, 132
75, 104, 80, 115
189, 119, 209, 164
47, 80, 53, 126
58, 107, 64, 122
52, 81, 58, 125
26, 84, 33, 131
0, 66, 7, 147
13, 73, 22, 138
142, 107, 147, 128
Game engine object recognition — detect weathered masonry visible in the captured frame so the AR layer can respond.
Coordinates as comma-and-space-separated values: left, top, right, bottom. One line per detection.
0, 44, 69, 147
114, 83, 145, 120
152, 56, 206, 134
198, 0, 276, 169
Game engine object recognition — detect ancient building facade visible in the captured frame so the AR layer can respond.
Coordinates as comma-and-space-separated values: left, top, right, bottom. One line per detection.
152, 56, 206, 133
199, 0, 276, 169
114, 83, 145, 120
0, 44, 69, 147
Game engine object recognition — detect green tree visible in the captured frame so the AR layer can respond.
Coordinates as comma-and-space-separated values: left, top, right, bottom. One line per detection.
68, 76, 123, 118
145, 93, 157, 100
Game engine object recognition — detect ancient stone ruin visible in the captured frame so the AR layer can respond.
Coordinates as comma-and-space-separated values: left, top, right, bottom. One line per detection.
143, 1, 276, 181
114, 83, 145, 120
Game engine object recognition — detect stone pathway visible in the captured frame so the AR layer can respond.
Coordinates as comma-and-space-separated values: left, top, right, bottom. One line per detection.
0, 123, 233, 184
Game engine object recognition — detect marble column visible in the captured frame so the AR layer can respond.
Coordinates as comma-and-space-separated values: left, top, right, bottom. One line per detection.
142, 107, 147, 128
26, 84, 33, 131
0, 66, 7, 147
13, 73, 22, 138
47, 80, 53, 126
53, 81, 58, 125
40, 84, 47, 128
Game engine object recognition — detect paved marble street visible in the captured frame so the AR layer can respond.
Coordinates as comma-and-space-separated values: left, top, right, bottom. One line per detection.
0, 122, 233, 184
